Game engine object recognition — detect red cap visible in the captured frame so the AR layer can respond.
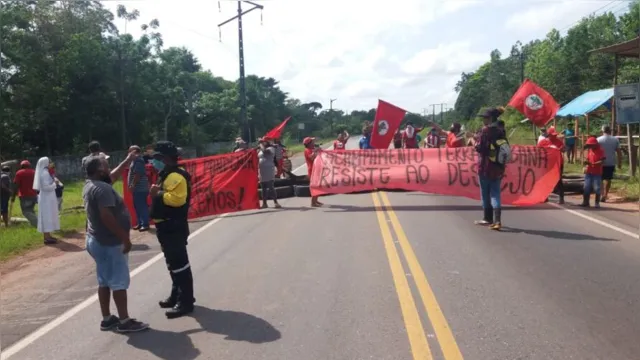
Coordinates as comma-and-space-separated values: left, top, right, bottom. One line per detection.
586, 137, 599, 146
303, 137, 315, 145
546, 127, 558, 137
20, 160, 31, 167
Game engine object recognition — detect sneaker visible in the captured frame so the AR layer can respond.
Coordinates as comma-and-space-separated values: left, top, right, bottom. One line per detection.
139, 226, 149, 232
115, 318, 150, 333
489, 223, 502, 231
474, 220, 491, 226
100, 315, 120, 331
594, 203, 601, 209
132, 225, 141, 230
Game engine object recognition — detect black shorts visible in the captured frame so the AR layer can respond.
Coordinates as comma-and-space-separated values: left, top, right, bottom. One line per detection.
0, 194, 9, 214
602, 166, 615, 180
565, 144, 575, 152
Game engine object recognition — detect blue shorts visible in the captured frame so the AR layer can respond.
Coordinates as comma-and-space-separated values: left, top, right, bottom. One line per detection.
86, 235, 130, 291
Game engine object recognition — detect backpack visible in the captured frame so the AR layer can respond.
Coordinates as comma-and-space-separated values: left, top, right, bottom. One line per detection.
491, 138, 512, 166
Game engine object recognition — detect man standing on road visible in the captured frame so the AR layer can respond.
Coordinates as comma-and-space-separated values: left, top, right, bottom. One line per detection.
474, 107, 507, 230
258, 138, 281, 209
127, 145, 150, 231
83, 157, 149, 333
597, 125, 622, 202
149, 141, 195, 319
562, 122, 576, 164
1, 166, 12, 227
11, 160, 38, 227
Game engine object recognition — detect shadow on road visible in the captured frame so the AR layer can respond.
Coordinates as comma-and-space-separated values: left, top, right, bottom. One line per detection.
52, 239, 85, 252
323, 204, 558, 212
131, 243, 150, 251
124, 306, 281, 360
500, 227, 619, 241
188, 206, 315, 223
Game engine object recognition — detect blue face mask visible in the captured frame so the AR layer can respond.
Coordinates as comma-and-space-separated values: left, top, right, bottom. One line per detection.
151, 159, 165, 172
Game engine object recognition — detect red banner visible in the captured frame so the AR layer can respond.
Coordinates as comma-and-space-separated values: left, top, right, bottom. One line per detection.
370, 100, 407, 149
122, 150, 259, 224
309, 146, 562, 206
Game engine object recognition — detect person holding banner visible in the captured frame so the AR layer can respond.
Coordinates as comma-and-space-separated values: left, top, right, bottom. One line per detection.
430, 122, 467, 148
537, 127, 565, 204
401, 122, 423, 149
258, 138, 282, 209
304, 137, 322, 207
359, 126, 372, 150
333, 130, 350, 150
474, 107, 507, 231
149, 141, 195, 319
425, 128, 441, 148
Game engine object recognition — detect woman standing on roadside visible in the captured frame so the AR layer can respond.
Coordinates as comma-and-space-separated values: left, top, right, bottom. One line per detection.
33, 157, 60, 245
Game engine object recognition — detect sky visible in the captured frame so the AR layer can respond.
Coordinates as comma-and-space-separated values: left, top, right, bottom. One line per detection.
104, 0, 630, 115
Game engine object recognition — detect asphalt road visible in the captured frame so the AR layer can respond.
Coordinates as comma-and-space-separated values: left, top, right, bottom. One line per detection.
4, 139, 640, 360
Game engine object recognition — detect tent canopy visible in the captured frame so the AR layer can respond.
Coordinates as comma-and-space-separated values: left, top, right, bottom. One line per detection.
588, 37, 640, 58
556, 88, 613, 117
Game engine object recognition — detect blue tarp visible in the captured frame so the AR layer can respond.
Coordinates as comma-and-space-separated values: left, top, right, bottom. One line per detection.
556, 88, 613, 117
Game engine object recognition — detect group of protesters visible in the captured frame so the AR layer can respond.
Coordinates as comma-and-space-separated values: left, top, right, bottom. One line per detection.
1, 157, 66, 243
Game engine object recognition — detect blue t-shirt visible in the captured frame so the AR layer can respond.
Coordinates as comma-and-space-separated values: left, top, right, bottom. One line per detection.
562, 129, 575, 146
359, 136, 371, 149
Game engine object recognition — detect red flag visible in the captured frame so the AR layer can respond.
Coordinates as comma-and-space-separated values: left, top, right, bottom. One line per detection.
370, 100, 407, 149
508, 79, 560, 127
264, 116, 291, 139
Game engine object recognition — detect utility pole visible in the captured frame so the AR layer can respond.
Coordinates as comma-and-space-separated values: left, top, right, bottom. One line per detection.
329, 98, 337, 133
429, 103, 446, 123
440, 103, 447, 124
218, 1, 264, 143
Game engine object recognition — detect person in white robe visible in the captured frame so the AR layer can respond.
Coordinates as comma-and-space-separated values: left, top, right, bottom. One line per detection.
33, 157, 60, 244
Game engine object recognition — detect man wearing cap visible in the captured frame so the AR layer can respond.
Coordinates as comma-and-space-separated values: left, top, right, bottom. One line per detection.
149, 141, 195, 318
11, 160, 38, 227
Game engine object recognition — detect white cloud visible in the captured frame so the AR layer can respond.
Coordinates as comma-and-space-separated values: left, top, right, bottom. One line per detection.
104, 0, 544, 114
504, 0, 625, 35
401, 42, 488, 76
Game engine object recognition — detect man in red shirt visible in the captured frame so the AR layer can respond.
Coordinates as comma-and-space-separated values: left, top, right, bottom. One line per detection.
11, 160, 38, 226
333, 130, 350, 150
537, 127, 565, 204
303, 137, 322, 207
580, 136, 605, 208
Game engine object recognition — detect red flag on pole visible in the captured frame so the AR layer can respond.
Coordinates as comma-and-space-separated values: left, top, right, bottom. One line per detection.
370, 100, 407, 149
507, 79, 560, 127
263, 116, 291, 139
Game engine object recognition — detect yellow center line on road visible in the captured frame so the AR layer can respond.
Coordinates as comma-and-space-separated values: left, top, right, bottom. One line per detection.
379, 191, 464, 360
371, 192, 434, 360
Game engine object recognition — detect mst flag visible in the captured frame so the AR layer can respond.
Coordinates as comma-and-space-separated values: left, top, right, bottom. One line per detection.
508, 79, 560, 127
264, 116, 291, 139
370, 100, 407, 149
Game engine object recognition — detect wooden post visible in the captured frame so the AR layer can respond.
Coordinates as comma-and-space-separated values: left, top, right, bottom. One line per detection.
613, 55, 618, 134
629, 124, 638, 176
576, 117, 581, 163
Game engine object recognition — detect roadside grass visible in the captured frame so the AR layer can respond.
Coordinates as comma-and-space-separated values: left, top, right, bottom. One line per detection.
0, 180, 123, 261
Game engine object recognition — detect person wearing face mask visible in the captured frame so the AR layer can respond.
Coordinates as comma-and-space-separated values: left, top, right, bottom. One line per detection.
149, 141, 195, 319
